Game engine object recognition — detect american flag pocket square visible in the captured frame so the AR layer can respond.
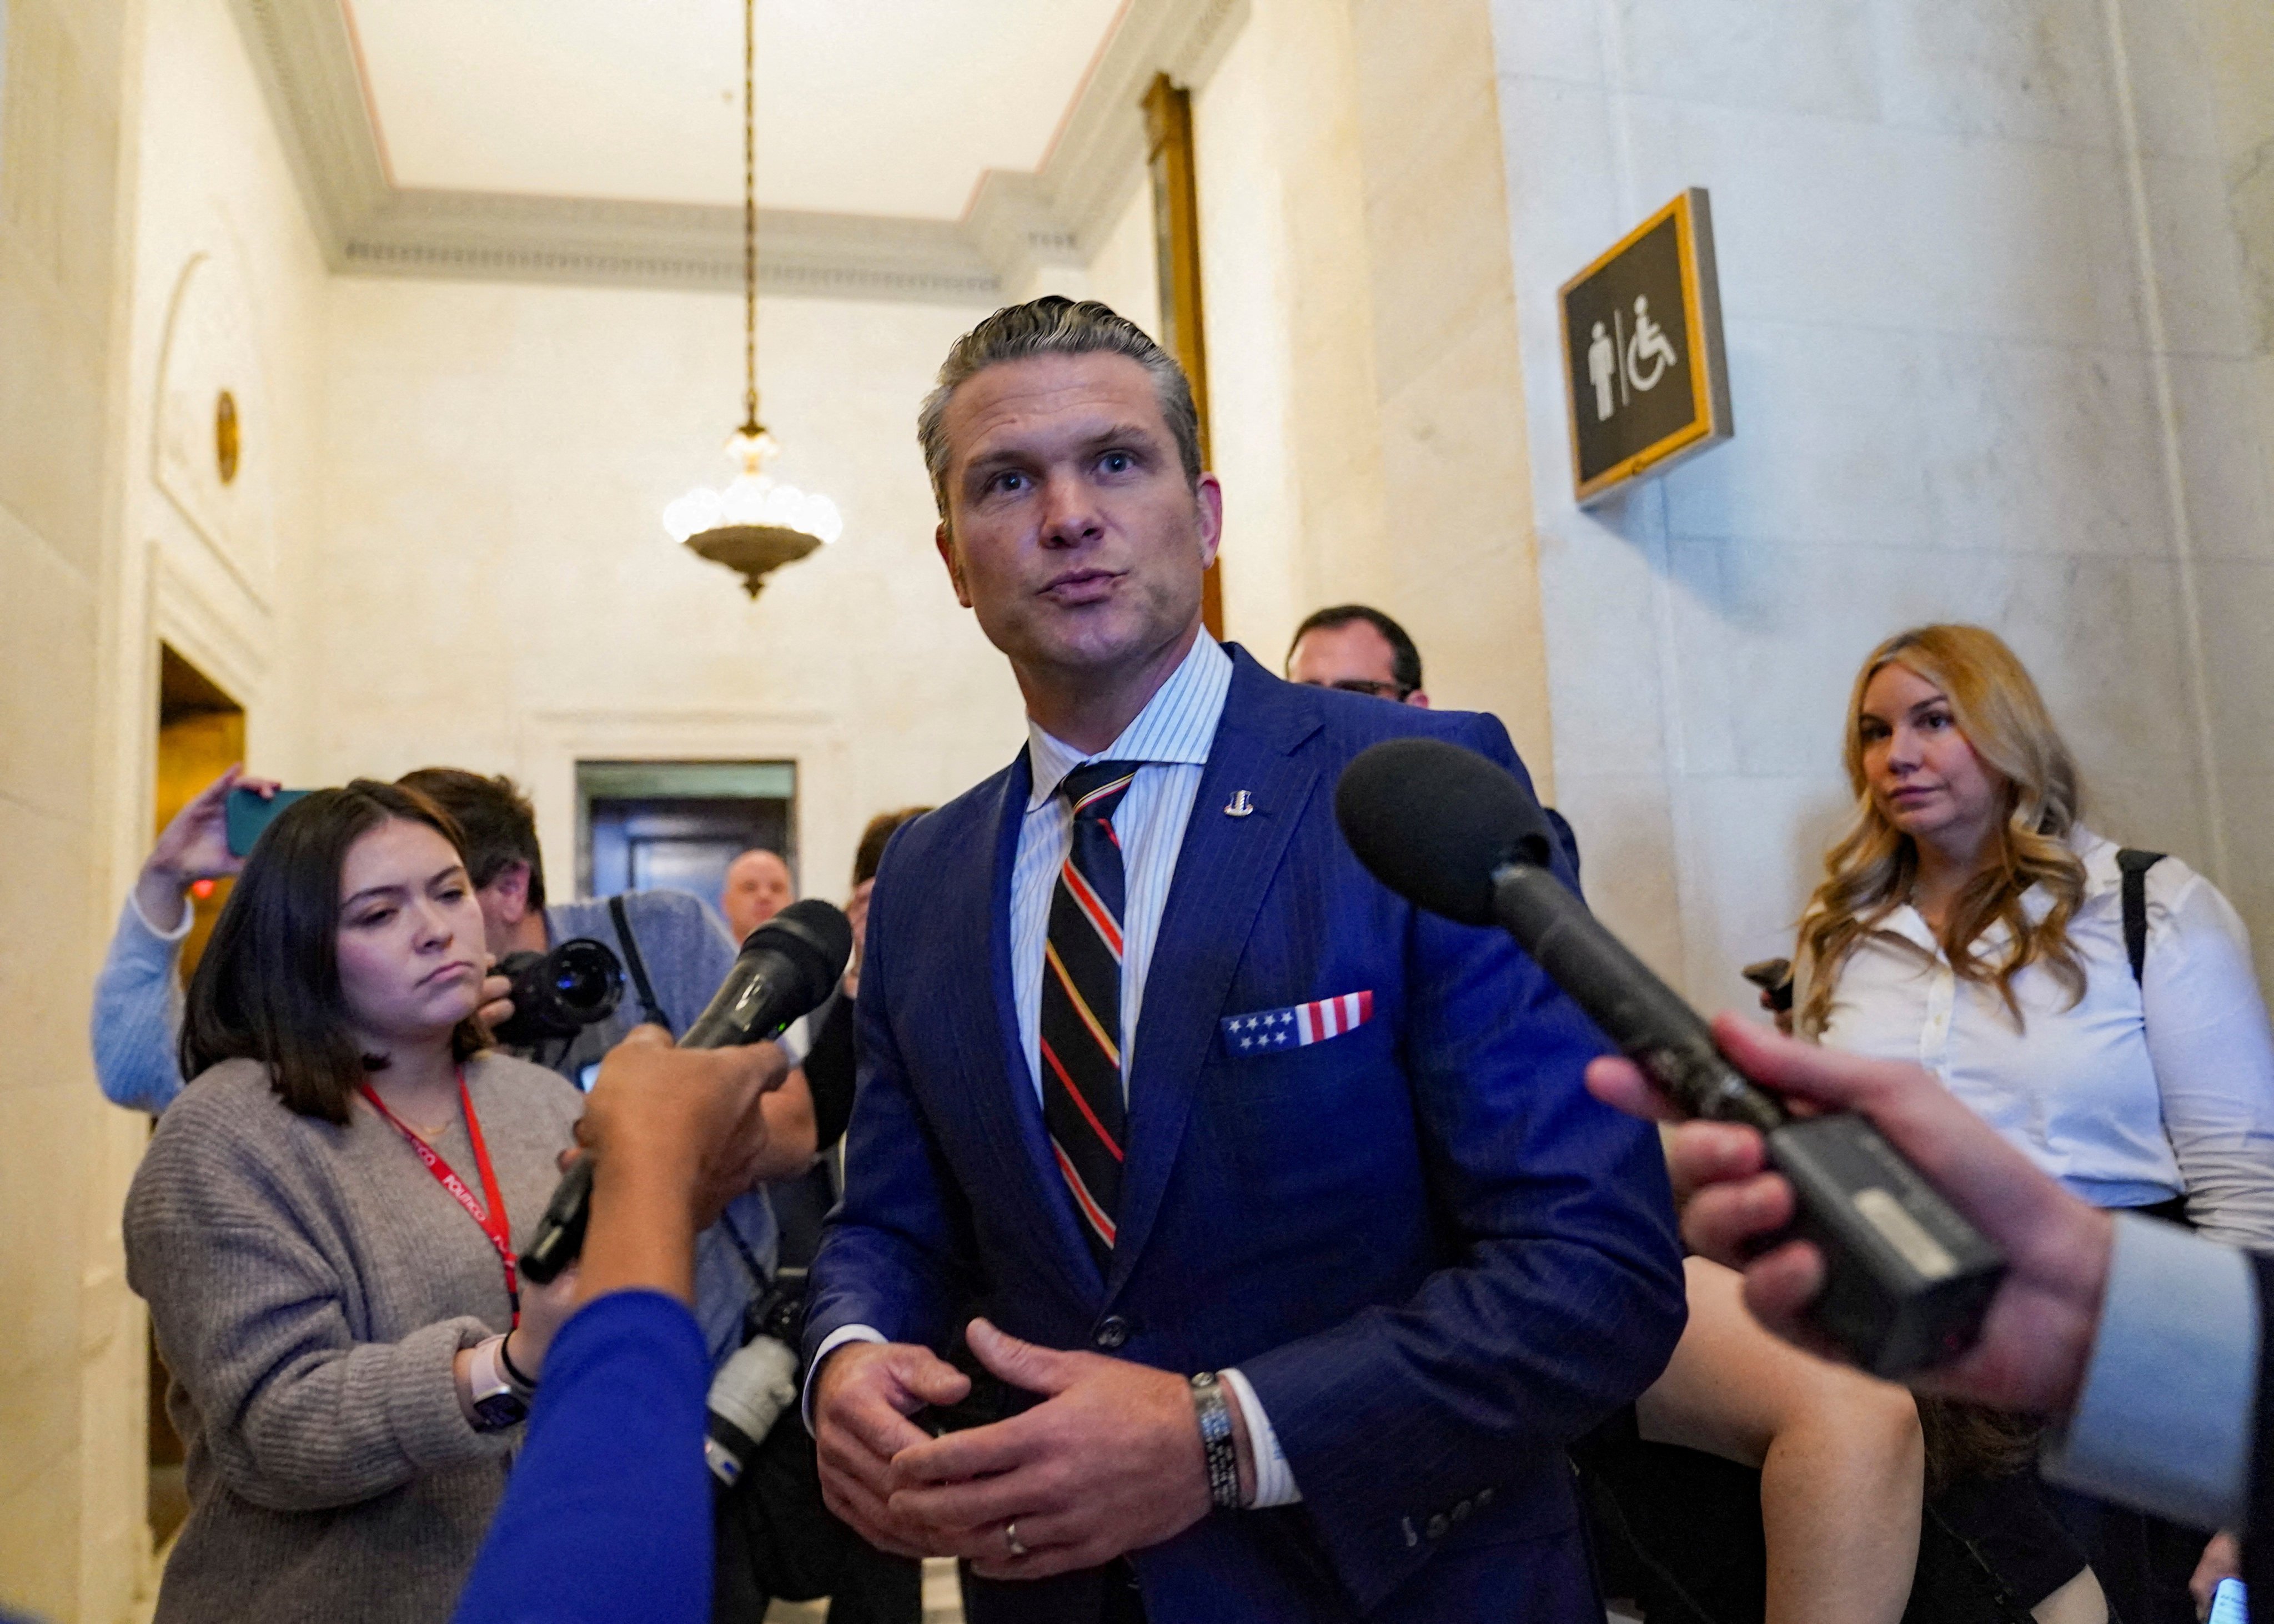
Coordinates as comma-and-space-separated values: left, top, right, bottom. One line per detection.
1220, 991, 1375, 1054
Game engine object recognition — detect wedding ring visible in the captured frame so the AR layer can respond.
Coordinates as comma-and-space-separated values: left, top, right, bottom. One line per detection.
1004, 1520, 1028, 1558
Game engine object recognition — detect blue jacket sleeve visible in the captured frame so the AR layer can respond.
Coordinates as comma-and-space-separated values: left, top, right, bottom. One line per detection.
802, 843, 982, 1366
451, 1291, 712, 1624
1239, 713, 1687, 1597
91, 895, 189, 1113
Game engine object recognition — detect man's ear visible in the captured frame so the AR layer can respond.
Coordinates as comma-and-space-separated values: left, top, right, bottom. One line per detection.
936, 522, 973, 609
483, 860, 533, 923
1193, 473, 1224, 570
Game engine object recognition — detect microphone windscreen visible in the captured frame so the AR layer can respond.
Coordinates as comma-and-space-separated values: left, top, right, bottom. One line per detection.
742, 898, 854, 1001
1334, 737, 1558, 925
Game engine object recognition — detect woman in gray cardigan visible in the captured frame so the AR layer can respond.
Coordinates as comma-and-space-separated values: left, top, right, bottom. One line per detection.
126, 781, 586, 1623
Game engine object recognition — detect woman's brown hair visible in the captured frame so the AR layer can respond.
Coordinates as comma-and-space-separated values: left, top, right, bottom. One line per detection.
852, 806, 932, 887
1797, 625, 2087, 1038
180, 779, 488, 1123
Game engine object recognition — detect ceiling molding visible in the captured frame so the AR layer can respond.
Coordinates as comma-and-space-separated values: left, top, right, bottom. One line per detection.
341, 190, 1002, 303
1035, 0, 1249, 249
227, 0, 1245, 301
233, 0, 389, 246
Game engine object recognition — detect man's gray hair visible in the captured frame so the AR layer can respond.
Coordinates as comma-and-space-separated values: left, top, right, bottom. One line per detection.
917, 295, 1203, 524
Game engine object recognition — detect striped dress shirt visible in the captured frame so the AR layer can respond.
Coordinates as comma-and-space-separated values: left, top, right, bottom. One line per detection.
1013, 631, 1231, 1103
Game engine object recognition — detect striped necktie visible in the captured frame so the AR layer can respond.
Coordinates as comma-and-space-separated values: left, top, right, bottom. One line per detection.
1041, 761, 1141, 1273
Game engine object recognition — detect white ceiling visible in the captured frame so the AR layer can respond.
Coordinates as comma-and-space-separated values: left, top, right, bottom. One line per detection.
345, 0, 1131, 219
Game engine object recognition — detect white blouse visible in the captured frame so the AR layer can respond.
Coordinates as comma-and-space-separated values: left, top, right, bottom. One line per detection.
1806, 831, 2274, 1251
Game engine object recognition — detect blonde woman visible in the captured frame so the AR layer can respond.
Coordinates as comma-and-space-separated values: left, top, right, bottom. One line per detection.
1796, 624, 2274, 1249
1795, 624, 2274, 1624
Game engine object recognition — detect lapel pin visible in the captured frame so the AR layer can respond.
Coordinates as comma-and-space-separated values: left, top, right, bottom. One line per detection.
1224, 790, 1255, 818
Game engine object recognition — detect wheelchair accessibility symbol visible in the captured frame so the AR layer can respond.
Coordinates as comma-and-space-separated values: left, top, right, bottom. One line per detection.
1625, 296, 1679, 393
1585, 297, 1683, 423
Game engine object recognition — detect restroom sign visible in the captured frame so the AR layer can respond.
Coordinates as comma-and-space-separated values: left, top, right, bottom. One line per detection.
1559, 189, 1733, 505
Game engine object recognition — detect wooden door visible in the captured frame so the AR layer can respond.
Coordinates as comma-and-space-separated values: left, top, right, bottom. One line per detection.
147, 646, 245, 1545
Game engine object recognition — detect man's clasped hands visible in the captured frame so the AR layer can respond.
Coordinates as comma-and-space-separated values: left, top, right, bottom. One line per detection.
812, 1319, 1250, 1580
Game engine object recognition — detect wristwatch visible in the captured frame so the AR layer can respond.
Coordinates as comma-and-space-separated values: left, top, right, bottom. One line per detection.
466, 1333, 535, 1432
1189, 1371, 1242, 1511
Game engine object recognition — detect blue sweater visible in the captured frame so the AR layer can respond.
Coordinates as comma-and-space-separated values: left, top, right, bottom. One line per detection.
451, 1291, 712, 1624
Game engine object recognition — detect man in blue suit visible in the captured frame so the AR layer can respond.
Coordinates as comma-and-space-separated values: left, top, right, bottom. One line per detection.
804, 296, 1685, 1622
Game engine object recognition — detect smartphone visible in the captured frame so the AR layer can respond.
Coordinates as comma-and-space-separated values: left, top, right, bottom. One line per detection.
2209, 1578, 2248, 1624
225, 787, 312, 857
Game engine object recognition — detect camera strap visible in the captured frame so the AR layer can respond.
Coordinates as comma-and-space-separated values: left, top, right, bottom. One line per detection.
607, 894, 674, 1032
719, 1207, 771, 1306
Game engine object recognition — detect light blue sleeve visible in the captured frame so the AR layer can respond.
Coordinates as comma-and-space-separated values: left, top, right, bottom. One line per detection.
2041, 1213, 2258, 1529
89, 895, 190, 1114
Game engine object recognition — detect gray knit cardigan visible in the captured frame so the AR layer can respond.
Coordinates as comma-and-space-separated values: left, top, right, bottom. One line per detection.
124, 1052, 584, 1623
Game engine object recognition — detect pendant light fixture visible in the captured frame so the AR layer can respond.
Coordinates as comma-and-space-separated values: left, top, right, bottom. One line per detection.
662, 0, 842, 597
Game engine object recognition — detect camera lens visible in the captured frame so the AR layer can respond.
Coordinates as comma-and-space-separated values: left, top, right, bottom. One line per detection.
556, 965, 599, 999
488, 938, 625, 1047
549, 940, 624, 1020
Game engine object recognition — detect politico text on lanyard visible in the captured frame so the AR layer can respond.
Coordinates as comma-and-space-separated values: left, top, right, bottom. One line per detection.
358, 1069, 520, 1327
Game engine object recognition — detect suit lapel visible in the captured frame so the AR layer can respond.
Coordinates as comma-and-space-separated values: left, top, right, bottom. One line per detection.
1106, 650, 1324, 1299
953, 748, 1100, 1305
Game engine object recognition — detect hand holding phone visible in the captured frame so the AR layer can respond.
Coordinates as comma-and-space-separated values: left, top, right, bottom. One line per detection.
137, 767, 285, 934
225, 785, 311, 857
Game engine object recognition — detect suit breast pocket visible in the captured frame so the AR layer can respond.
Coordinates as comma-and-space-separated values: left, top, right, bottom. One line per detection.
1217, 989, 1375, 1060
1209, 1018, 1419, 1210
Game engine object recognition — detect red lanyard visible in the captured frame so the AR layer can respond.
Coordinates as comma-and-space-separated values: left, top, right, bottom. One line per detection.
358, 1068, 520, 1327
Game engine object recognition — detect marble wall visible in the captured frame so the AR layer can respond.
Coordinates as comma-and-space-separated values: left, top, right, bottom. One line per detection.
79, 0, 334, 1608
0, 0, 138, 1617
1191, 0, 1557, 779
1488, 0, 2274, 1010
2188, 0, 2274, 966
113, 0, 333, 780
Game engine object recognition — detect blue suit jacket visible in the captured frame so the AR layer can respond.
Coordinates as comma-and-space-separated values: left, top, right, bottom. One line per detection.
806, 647, 1685, 1621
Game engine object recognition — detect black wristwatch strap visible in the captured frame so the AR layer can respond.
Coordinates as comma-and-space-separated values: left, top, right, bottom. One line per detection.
499, 1332, 539, 1394
1190, 1371, 1241, 1511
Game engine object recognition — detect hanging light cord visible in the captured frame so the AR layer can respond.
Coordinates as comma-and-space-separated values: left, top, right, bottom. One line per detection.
741, 0, 760, 436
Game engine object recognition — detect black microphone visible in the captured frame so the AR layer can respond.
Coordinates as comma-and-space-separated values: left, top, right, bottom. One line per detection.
518, 899, 854, 1284
1334, 737, 2006, 1377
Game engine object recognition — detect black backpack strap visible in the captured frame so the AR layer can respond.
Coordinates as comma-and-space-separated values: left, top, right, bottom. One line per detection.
607, 894, 674, 1031
2115, 849, 2167, 984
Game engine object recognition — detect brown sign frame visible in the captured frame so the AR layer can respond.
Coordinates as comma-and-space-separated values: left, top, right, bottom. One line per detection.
1558, 188, 1733, 505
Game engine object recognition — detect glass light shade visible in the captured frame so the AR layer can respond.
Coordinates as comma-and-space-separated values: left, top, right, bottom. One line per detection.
662, 428, 842, 547
662, 472, 844, 547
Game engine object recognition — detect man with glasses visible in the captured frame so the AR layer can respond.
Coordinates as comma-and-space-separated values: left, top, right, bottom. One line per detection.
1284, 605, 1429, 706
1287, 604, 1580, 875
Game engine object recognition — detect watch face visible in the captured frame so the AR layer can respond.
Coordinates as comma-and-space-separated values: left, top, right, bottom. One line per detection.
472, 1389, 529, 1431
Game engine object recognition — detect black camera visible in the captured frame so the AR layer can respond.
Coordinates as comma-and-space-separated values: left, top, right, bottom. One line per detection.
488, 938, 625, 1047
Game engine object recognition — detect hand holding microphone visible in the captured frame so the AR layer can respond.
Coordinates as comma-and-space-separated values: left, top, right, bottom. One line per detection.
1336, 738, 2006, 1378
519, 899, 854, 1285
1588, 1013, 2115, 1415
580, 1029, 785, 1225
